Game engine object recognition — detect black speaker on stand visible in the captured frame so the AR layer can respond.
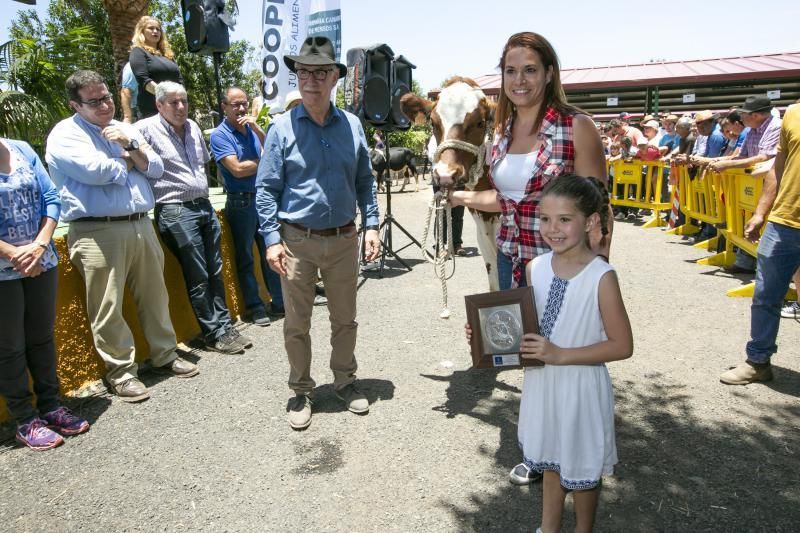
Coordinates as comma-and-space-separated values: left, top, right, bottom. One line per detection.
181, 0, 234, 125
345, 45, 420, 277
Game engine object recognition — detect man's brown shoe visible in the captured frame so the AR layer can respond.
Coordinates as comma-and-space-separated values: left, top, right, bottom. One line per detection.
110, 377, 150, 402
154, 357, 199, 378
287, 394, 312, 430
720, 362, 773, 385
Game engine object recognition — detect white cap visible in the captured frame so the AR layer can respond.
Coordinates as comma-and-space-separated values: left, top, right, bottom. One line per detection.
284, 90, 302, 109
643, 120, 660, 130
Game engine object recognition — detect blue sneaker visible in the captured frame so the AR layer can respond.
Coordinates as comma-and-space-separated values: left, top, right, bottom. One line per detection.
41, 406, 90, 436
16, 418, 64, 451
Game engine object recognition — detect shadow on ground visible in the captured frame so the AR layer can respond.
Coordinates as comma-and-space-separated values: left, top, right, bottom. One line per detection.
423, 368, 800, 532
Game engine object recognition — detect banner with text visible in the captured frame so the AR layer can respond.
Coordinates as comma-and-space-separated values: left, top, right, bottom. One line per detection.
259, 0, 341, 113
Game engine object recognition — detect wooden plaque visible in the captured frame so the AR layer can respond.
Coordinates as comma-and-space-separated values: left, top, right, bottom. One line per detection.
464, 286, 543, 369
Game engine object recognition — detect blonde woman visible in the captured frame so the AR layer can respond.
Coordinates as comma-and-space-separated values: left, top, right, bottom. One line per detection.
129, 16, 183, 118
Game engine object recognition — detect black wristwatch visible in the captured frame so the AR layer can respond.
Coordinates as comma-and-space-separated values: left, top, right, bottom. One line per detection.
124, 139, 140, 151
365, 225, 379, 232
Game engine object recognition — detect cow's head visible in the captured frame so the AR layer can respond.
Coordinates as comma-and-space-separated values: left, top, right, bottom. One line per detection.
401, 77, 493, 191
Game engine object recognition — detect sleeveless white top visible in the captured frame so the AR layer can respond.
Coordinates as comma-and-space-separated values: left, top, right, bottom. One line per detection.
492, 152, 537, 202
517, 252, 619, 489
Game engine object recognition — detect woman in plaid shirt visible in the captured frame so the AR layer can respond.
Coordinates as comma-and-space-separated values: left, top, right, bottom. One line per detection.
451, 32, 608, 289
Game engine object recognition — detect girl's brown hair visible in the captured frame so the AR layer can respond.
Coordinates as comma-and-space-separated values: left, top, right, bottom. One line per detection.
494, 32, 582, 135
131, 16, 174, 60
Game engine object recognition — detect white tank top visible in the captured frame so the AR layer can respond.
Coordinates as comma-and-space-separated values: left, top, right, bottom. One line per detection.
493, 152, 537, 202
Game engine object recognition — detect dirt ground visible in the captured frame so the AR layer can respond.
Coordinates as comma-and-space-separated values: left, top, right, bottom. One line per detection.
1, 179, 798, 532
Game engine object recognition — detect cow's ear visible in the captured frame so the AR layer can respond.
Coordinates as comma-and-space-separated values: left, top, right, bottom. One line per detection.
400, 93, 433, 125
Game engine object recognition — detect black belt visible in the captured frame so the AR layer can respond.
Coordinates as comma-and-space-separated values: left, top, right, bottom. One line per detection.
284, 221, 355, 236
177, 197, 209, 206
227, 191, 256, 197
73, 212, 147, 222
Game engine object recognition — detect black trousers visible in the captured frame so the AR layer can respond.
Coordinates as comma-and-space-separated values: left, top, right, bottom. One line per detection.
0, 267, 61, 424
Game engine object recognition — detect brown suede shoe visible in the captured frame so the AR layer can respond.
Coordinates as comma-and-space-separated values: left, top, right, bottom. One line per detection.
287, 394, 312, 430
720, 362, 773, 385
154, 357, 199, 378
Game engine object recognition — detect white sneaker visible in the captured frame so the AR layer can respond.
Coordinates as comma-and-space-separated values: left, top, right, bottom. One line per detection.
781, 301, 800, 319
508, 462, 542, 485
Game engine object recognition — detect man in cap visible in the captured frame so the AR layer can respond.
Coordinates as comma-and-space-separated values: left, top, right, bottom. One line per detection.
210, 86, 284, 327
256, 36, 381, 429
707, 96, 782, 173
689, 110, 727, 164
609, 118, 644, 147
720, 101, 800, 384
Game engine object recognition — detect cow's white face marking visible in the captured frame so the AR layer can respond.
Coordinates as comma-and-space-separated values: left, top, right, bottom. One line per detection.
433, 82, 486, 179
436, 82, 485, 141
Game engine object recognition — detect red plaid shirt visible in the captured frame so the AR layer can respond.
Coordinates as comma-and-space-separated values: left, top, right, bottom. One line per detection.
489, 107, 576, 286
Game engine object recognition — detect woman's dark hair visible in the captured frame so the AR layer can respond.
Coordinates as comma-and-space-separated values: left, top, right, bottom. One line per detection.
541, 175, 610, 236
725, 110, 744, 126
494, 32, 583, 136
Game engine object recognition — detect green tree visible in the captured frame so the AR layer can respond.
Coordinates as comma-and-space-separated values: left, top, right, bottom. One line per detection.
1, 1, 110, 150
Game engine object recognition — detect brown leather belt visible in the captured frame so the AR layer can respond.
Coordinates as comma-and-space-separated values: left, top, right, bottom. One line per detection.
73, 212, 147, 222
284, 220, 355, 236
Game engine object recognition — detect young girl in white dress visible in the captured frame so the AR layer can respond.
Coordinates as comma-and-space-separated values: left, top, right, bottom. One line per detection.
519, 175, 633, 532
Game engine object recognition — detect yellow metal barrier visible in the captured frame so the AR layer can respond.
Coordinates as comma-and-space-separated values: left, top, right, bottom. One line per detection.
695, 165, 796, 299
665, 164, 726, 251
697, 167, 760, 276
610, 159, 671, 228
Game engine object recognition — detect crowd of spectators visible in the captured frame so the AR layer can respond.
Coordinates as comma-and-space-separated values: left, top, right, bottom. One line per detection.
598, 96, 797, 316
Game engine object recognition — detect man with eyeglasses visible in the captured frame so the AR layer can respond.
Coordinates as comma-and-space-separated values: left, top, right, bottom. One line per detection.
137, 81, 251, 356
256, 36, 381, 430
45, 70, 198, 403
210, 86, 284, 328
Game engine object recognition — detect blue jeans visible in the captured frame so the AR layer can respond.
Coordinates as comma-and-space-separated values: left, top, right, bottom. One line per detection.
497, 250, 528, 290
156, 200, 232, 342
224, 193, 283, 313
746, 222, 800, 364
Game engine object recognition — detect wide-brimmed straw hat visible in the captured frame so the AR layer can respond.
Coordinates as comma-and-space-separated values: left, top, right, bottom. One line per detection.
283, 36, 346, 78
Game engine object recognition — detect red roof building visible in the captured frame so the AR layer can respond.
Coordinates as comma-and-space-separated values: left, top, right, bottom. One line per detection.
431, 52, 800, 119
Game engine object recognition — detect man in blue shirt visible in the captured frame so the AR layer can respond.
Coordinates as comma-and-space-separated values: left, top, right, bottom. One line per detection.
256, 37, 381, 430
211, 87, 283, 326
45, 70, 198, 403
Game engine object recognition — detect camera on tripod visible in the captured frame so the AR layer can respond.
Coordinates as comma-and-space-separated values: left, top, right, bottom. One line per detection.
344, 44, 416, 131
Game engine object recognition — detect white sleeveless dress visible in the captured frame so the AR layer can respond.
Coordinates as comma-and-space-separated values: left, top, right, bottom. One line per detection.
517, 253, 618, 490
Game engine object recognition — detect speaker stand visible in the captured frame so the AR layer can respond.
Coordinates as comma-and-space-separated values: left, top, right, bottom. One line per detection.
370, 135, 422, 277
212, 52, 224, 126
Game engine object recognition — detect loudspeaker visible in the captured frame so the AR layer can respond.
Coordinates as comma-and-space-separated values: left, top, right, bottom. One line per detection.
389, 55, 416, 131
345, 44, 394, 125
345, 44, 416, 131
181, 0, 233, 55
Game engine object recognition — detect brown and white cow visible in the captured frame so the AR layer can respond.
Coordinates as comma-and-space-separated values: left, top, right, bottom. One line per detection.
401, 77, 501, 291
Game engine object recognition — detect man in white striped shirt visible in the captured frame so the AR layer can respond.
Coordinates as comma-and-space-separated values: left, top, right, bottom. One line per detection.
137, 81, 250, 355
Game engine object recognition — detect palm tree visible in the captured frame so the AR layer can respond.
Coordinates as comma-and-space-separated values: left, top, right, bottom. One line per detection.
100, 0, 150, 72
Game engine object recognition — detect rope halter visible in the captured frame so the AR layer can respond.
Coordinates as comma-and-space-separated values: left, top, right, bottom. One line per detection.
433, 132, 490, 191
